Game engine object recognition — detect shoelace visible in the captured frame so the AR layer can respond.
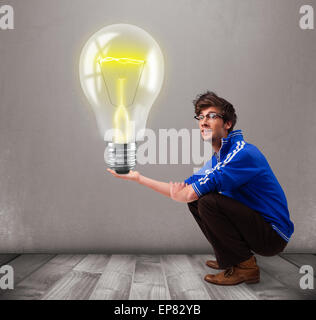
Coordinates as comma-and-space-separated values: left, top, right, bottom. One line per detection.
224, 266, 234, 278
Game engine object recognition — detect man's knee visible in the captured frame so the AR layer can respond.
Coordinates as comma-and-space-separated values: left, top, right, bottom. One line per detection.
198, 192, 218, 207
187, 200, 198, 212
198, 193, 219, 216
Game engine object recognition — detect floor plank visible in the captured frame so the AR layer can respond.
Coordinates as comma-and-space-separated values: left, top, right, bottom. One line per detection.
0, 254, 54, 286
247, 268, 306, 300
256, 255, 316, 300
41, 271, 100, 300
129, 255, 171, 300
41, 255, 111, 300
74, 254, 111, 274
280, 254, 316, 273
188, 254, 259, 300
0, 254, 20, 267
89, 255, 136, 300
161, 255, 211, 300
0, 254, 85, 300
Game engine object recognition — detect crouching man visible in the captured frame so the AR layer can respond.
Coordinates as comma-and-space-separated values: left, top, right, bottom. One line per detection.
107, 91, 294, 286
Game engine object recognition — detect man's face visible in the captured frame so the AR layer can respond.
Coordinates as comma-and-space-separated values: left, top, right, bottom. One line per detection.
198, 106, 231, 142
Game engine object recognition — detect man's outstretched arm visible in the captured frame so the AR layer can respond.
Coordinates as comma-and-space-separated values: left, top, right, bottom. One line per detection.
107, 169, 172, 198
107, 169, 198, 202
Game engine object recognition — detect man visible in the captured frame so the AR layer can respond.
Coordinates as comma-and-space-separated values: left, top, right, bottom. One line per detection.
107, 91, 294, 286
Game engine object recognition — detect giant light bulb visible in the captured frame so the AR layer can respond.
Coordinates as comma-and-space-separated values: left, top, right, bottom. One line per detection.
79, 24, 164, 173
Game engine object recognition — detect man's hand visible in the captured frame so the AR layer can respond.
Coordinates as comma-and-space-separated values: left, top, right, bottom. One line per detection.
107, 168, 140, 183
169, 182, 187, 199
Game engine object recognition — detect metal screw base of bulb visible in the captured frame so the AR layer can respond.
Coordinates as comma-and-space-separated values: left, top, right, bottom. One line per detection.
106, 142, 136, 174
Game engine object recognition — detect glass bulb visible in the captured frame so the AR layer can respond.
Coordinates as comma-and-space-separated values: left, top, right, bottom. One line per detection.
79, 24, 164, 173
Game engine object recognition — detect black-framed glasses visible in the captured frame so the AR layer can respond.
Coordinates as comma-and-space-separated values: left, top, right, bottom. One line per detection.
194, 112, 224, 121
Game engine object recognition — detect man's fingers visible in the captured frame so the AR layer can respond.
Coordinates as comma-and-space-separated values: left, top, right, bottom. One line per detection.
107, 168, 121, 178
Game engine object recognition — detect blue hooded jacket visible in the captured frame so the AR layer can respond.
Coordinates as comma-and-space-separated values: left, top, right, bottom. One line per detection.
184, 130, 294, 242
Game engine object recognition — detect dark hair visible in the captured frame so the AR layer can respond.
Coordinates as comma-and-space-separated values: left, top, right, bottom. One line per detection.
193, 91, 237, 133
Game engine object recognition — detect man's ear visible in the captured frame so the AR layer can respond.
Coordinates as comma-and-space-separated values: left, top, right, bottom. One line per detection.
224, 121, 233, 131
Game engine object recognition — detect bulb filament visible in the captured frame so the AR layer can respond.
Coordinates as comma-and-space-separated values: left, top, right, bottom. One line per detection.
114, 78, 130, 143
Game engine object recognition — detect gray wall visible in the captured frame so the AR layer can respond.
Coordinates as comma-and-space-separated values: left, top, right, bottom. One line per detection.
0, 0, 315, 253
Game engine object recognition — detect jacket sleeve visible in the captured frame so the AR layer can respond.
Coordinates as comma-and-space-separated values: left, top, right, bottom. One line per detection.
191, 143, 263, 197
184, 159, 213, 185
184, 175, 201, 185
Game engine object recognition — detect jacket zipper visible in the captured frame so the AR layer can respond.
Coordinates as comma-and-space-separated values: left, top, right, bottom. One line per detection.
217, 139, 224, 163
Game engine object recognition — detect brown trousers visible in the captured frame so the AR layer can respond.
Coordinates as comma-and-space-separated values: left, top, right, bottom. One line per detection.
187, 192, 287, 269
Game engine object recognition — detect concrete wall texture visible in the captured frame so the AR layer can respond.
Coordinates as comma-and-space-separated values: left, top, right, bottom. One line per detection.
0, 0, 315, 253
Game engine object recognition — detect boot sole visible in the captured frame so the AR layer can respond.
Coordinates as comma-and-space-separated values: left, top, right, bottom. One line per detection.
245, 278, 260, 284
204, 277, 260, 286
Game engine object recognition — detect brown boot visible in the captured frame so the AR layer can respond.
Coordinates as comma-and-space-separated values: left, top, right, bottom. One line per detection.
205, 260, 221, 270
204, 256, 260, 286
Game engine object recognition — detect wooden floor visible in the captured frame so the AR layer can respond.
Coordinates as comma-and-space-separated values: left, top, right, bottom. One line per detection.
0, 253, 315, 300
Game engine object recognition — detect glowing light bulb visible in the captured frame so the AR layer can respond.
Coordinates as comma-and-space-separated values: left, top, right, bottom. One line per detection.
79, 24, 164, 173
